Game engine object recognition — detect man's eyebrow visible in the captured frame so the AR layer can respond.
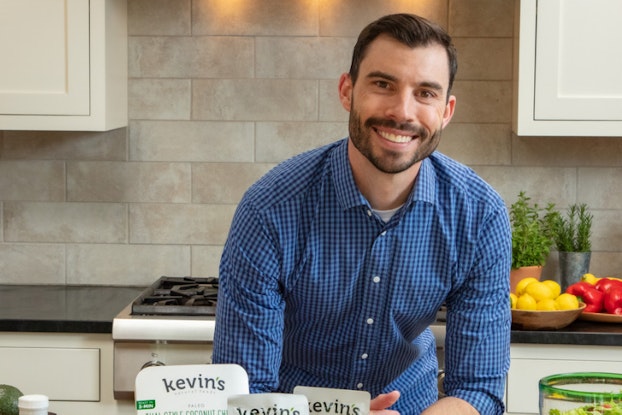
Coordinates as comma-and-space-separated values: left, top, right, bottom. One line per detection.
419, 81, 444, 92
366, 71, 445, 93
366, 70, 398, 82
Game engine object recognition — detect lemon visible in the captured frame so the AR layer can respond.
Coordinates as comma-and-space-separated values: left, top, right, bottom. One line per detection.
516, 293, 537, 310
581, 273, 599, 285
515, 277, 539, 296
509, 293, 518, 309
555, 293, 580, 310
541, 280, 561, 299
536, 298, 557, 311
525, 281, 555, 302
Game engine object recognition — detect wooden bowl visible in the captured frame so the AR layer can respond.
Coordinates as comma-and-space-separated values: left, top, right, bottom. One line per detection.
511, 303, 586, 330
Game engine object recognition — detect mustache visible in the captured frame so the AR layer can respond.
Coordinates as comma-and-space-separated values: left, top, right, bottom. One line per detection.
364, 117, 429, 139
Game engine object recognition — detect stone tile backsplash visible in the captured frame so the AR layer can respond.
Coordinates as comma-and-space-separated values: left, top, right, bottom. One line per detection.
1, 0, 621, 285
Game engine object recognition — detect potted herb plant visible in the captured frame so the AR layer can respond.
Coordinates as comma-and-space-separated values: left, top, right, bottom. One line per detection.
509, 191, 557, 292
549, 203, 593, 290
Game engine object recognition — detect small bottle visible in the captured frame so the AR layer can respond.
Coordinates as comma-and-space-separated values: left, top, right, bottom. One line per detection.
18, 394, 49, 415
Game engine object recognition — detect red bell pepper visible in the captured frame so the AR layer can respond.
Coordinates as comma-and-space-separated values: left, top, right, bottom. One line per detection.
565, 281, 604, 313
594, 278, 622, 293
603, 287, 622, 315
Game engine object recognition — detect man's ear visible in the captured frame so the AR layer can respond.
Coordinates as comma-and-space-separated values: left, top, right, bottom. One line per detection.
338, 72, 353, 112
442, 95, 456, 129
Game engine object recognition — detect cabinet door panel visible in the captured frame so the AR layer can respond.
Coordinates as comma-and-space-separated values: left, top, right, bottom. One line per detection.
0, 346, 100, 401
0, 0, 89, 115
534, 0, 622, 121
514, 0, 622, 135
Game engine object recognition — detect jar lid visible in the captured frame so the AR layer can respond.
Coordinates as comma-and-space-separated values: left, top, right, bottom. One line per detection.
539, 372, 622, 403
18, 394, 49, 409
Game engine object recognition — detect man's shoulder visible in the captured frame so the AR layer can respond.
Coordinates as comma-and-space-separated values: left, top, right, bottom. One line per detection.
428, 152, 504, 208
243, 140, 343, 208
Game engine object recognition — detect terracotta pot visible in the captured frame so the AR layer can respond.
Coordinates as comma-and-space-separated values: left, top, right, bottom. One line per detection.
510, 265, 543, 294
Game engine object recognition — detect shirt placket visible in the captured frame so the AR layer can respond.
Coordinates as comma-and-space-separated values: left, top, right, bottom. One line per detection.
352, 209, 393, 391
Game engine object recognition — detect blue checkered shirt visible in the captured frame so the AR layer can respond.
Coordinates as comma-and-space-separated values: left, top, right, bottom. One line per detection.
213, 138, 511, 415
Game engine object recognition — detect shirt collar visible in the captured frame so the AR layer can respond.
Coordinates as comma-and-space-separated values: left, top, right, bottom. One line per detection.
331, 138, 438, 211
332, 139, 367, 210
411, 155, 437, 206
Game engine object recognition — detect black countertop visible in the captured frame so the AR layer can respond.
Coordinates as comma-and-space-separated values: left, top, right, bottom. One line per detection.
1, 285, 621, 344
0, 285, 146, 333
510, 319, 622, 346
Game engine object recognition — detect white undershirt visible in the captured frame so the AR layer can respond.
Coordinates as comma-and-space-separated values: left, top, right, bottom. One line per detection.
373, 205, 403, 222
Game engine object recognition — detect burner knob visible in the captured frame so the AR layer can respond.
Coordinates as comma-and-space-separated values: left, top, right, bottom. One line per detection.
141, 360, 165, 369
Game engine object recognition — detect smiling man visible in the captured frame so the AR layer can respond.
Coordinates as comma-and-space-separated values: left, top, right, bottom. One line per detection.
340, 33, 456, 211
213, 14, 511, 415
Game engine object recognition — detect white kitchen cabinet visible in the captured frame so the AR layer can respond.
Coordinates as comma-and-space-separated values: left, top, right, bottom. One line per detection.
513, 0, 622, 136
0, 332, 134, 415
0, 0, 127, 131
0, 345, 100, 401
505, 344, 622, 415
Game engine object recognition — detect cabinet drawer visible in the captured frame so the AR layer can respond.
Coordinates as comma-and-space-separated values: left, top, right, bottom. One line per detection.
0, 346, 100, 401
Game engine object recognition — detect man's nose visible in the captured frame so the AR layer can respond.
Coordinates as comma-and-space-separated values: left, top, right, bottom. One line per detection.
385, 90, 417, 122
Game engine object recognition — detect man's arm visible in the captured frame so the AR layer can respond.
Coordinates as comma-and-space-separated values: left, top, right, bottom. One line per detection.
443, 205, 512, 414
421, 397, 479, 415
212, 200, 285, 392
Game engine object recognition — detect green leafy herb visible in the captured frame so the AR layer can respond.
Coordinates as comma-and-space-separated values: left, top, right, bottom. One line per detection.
510, 191, 557, 269
548, 402, 622, 415
550, 203, 593, 252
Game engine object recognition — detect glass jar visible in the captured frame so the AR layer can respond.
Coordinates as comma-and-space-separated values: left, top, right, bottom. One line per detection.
539, 372, 622, 415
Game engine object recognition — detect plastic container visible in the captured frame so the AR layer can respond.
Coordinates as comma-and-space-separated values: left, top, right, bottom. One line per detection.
539, 372, 622, 415
17, 394, 48, 415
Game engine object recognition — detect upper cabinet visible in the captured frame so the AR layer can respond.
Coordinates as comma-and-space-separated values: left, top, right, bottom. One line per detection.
513, 0, 622, 136
0, 0, 127, 131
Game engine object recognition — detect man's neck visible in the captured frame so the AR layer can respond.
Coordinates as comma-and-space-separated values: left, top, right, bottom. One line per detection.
347, 140, 421, 211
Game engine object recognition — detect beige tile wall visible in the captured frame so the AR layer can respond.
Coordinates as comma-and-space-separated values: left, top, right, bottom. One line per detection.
1, 0, 621, 286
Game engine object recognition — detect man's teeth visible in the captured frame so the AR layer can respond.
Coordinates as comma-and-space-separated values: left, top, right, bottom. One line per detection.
378, 130, 412, 143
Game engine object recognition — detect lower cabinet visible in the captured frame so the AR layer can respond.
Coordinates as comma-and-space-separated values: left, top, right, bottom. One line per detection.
0, 332, 134, 415
2, 334, 620, 415
505, 344, 622, 415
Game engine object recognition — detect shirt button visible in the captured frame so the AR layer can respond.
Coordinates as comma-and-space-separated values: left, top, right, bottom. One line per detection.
356, 383, 363, 389
361, 353, 368, 359
366, 318, 374, 325
372, 276, 380, 283
367, 209, 372, 217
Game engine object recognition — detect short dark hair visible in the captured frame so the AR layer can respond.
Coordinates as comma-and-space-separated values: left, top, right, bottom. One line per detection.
349, 13, 458, 95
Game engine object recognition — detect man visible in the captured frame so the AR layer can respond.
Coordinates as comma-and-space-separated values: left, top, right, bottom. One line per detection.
213, 13, 511, 415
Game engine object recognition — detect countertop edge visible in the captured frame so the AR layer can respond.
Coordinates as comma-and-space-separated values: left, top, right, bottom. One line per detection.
510, 329, 620, 346
0, 320, 112, 334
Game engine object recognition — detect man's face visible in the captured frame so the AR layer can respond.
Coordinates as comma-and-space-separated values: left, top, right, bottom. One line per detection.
339, 35, 456, 175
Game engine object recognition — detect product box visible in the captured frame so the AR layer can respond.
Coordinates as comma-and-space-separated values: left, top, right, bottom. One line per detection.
135, 364, 249, 415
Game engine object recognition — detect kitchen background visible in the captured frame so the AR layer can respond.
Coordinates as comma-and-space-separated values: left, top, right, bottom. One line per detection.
1, 0, 621, 287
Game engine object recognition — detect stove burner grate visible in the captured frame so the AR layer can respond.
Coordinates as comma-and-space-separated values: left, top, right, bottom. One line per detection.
131, 276, 219, 316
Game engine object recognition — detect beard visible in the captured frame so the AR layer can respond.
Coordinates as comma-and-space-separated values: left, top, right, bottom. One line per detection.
348, 106, 443, 174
